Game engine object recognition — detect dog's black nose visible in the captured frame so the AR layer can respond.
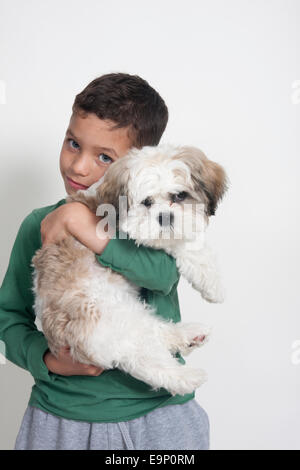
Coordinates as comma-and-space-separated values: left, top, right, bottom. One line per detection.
158, 212, 174, 226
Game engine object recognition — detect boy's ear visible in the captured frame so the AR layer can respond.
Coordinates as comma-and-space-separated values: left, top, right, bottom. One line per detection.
96, 155, 131, 211
173, 146, 229, 216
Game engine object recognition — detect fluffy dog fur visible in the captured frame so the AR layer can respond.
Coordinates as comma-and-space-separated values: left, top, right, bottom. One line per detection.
32, 144, 228, 396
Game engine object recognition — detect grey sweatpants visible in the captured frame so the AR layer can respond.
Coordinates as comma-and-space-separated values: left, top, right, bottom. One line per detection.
14, 399, 209, 450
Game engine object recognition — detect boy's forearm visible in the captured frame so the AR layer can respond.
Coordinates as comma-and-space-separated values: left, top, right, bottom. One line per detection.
96, 234, 180, 295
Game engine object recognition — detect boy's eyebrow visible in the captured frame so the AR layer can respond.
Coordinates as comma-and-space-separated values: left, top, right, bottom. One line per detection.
66, 128, 118, 157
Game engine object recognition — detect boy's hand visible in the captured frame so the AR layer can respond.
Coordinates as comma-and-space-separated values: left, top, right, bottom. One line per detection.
43, 347, 105, 376
41, 202, 110, 254
40, 204, 71, 246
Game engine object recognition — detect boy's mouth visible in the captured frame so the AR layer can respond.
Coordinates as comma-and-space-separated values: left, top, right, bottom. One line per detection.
66, 176, 89, 190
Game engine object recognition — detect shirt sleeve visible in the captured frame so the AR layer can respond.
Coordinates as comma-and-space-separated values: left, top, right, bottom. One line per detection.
95, 232, 179, 296
0, 212, 55, 382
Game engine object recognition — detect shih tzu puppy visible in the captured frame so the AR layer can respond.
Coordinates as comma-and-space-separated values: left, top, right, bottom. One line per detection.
32, 144, 228, 396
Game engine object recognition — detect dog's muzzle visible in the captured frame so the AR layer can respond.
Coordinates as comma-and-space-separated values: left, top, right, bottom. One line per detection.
157, 212, 174, 227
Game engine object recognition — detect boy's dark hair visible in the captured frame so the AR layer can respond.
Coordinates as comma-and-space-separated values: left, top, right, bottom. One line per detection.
72, 73, 168, 148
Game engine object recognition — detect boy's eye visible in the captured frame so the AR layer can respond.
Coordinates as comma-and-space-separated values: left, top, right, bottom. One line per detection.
67, 138, 80, 150
98, 153, 113, 164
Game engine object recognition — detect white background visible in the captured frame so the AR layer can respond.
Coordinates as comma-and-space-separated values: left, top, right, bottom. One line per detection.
0, 0, 300, 450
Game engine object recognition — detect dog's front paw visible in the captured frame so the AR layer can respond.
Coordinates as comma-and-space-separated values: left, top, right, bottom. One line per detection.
200, 278, 225, 304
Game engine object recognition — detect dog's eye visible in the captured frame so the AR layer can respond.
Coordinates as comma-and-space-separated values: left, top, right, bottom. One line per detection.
141, 197, 153, 207
171, 192, 188, 203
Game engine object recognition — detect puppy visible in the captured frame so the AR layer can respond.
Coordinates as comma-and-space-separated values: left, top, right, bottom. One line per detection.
32, 144, 228, 396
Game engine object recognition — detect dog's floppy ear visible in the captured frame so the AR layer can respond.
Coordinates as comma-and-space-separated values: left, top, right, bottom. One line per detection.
66, 187, 101, 213
67, 154, 132, 214
95, 154, 132, 212
174, 146, 229, 216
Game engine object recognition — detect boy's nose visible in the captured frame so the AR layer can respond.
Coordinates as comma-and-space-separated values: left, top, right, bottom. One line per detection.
71, 154, 91, 176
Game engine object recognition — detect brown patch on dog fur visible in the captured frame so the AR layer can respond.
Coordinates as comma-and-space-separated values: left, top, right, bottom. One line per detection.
66, 193, 100, 213
172, 147, 229, 216
96, 156, 131, 210
32, 238, 104, 362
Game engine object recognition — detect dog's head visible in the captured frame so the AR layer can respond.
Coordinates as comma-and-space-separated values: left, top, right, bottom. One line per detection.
95, 144, 228, 247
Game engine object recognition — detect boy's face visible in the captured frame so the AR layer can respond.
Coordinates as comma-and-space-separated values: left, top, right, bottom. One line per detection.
60, 112, 132, 195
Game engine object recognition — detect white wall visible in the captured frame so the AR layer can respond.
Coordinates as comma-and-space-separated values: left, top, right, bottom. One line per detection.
0, 0, 299, 450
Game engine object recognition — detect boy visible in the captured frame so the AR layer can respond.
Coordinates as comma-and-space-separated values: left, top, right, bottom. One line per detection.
0, 73, 209, 450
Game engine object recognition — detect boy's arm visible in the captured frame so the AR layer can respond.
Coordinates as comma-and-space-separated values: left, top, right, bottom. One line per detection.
0, 212, 54, 382
96, 233, 180, 296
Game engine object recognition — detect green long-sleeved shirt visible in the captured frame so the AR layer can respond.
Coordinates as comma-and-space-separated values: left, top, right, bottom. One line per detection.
0, 198, 194, 422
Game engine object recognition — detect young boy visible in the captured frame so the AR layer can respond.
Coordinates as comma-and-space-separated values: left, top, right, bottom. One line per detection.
0, 73, 209, 450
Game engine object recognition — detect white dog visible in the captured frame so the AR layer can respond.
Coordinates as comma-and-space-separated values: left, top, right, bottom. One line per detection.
32, 144, 228, 396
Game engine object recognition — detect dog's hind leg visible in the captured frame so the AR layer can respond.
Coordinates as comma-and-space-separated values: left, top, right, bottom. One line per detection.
159, 321, 211, 357
84, 298, 208, 396
116, 340, 208, 396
